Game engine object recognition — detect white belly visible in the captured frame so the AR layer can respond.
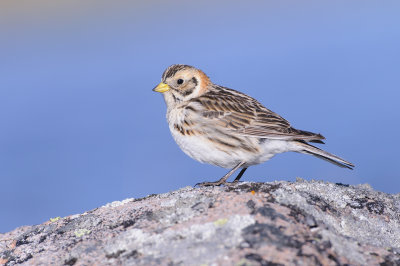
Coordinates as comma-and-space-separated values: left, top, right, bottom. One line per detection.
169, 126, 236, 168
170, 125, 294, 169
166, 105, 296, 169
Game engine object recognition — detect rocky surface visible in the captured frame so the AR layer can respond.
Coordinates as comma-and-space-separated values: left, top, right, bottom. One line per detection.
1, 179, 400, 265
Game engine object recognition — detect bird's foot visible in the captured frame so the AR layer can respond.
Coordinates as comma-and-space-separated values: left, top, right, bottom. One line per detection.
195, 163, 246, 187
225, 180, 243, 186
195, 180, 243, 187
195, 180, 226, 187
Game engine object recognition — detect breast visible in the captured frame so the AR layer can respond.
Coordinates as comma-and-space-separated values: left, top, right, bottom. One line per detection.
166, 106, 280, 169
166, 105, 186, 126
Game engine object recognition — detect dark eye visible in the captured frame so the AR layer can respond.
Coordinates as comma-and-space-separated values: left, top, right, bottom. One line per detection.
177, 79, 184, 85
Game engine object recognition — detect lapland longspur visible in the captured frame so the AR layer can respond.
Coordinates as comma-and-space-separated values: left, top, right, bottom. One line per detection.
153, 64, 354, 186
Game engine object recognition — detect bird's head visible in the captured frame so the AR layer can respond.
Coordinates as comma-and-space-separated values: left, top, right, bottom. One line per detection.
153, 64, 210, 106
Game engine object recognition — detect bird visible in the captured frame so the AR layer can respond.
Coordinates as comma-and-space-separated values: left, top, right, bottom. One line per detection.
153, 64, 354, 186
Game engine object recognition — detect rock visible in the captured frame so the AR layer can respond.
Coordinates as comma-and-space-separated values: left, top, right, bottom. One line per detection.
1, 180, 400, 265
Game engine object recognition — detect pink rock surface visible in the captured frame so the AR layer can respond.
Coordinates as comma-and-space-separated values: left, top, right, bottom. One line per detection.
1, 180, 400, 265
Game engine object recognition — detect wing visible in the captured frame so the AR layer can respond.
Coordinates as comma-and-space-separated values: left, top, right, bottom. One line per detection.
186, 86, 325, 142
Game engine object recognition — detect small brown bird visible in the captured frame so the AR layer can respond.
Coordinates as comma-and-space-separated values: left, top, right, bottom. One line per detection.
153, 64, 354, 186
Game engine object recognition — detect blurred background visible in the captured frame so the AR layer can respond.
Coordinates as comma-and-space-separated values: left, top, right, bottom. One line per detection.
1, 0, 399, 233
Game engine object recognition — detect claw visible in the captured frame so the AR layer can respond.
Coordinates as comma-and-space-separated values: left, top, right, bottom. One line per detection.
195, 181, 225, 187
194, 162, 246, 188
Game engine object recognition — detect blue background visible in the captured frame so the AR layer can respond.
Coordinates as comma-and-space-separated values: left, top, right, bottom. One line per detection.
1, 0, 399, 233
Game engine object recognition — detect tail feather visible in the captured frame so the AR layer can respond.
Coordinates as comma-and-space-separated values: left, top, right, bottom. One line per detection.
295, 141, 354, 170
308, 139, 325, 144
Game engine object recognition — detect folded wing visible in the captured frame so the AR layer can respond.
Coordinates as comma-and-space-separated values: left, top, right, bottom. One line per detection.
188, 86, 325, 142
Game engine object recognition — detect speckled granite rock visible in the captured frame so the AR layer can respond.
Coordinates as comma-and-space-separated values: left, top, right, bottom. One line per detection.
1, 179, 400, 265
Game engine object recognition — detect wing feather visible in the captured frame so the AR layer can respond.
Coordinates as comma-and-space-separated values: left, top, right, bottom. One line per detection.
186, 85, 325, 142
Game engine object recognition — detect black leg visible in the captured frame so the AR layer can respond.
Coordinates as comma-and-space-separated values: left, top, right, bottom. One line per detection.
196, 162, 245, 187
232, 167, 248, 183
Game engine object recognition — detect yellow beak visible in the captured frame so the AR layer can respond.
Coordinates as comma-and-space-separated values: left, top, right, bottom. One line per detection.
153, 82, 170, 93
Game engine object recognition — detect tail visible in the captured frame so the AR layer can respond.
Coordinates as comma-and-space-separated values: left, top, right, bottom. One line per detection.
295, 141, 354, 170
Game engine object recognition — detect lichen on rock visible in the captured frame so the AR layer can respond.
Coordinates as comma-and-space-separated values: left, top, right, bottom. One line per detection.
1, 180, 400, 265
